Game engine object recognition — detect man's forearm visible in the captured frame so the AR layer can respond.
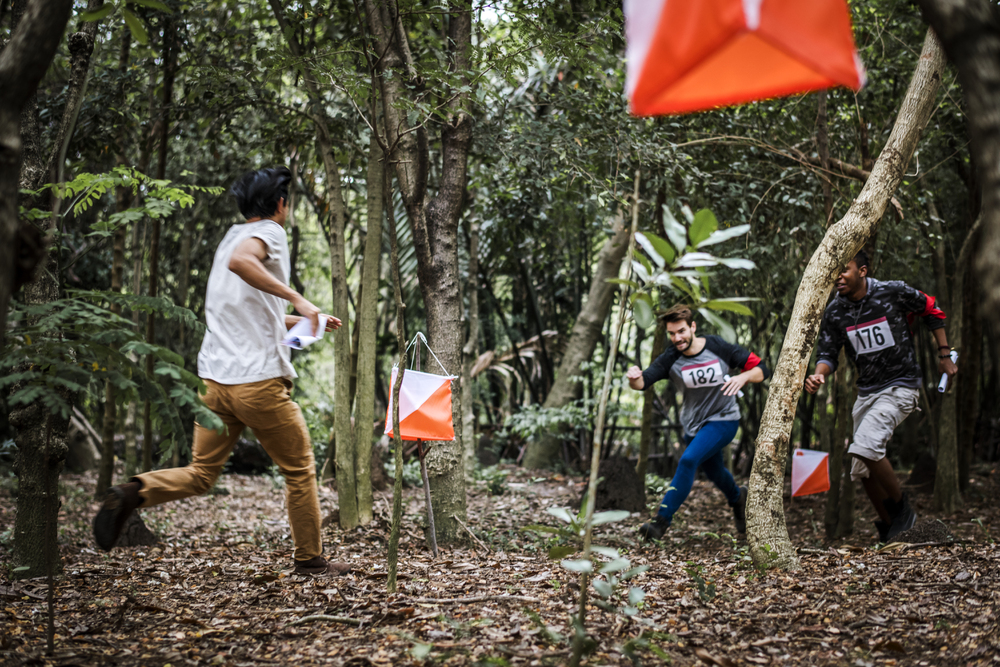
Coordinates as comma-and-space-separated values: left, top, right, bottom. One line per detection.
932, 327, 950, 351
231, 255, 300, 303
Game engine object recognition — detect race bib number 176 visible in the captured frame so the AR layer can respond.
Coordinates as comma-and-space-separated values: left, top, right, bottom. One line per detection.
847, 316, 895, 355
680, 360, 724, 389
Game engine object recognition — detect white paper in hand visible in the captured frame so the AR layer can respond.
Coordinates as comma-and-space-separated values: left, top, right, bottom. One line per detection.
282, 315, 327, 350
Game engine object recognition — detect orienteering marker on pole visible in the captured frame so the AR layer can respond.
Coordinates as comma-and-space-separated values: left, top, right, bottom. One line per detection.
385, 333, 456, 558
624, 0, 866, 116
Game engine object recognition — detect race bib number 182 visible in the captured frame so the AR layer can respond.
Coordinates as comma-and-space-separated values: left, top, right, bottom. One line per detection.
680, 360, 724, 389
847, 316, 895, 355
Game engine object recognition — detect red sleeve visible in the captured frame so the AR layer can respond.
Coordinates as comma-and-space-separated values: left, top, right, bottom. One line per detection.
743, 352, 762, 372
919, 294, 946, 320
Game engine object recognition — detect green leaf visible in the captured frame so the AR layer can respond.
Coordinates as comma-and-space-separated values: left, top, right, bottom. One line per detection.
698, 224, 751, 248
123, 9, 148, 45
410, 643, 433, 660
699, 308, 736, 343
80, 4, 115, 21
592, 579, 613, 598
560, 559, 593, 573
689, 209, 719, 247
640, 231, 676, 265
662, 207, 688, 254
592, 510, 630, 526
628, 587, 646, 605
129, 0, 172, 11
546, 507, 575, 524
598, 558, 630, 574
547, 545, 577, 560
632, 294, 654, 330
590, 546, 619, 559
717, 257, 756, 270
703, 299, 754, 316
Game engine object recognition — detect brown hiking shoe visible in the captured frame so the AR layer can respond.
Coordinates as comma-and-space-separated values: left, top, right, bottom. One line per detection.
93, 481, 142, 551
294, 556, 352, 576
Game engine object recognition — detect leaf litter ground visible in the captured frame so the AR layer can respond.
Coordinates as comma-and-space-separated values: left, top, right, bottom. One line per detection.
1, 465, 998, 666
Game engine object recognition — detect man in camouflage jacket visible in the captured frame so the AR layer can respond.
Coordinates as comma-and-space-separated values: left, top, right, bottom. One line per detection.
805, 251, 957, 543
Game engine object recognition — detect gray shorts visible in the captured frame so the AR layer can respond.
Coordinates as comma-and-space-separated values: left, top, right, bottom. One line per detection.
849, 385, 919, 480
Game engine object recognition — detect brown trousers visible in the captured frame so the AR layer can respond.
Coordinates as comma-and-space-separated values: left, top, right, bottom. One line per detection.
135, 377, 322, 561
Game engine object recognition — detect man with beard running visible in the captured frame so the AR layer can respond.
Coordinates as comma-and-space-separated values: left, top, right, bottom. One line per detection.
805, 250, 957, 544
626, 304, 768, 541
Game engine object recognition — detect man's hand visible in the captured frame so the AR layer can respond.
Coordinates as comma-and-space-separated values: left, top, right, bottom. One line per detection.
291, 295, 321, 336
804, 374, 825, 394
626, 365, 645, 391
939, 354, 958, 385
322, 314, 342, 332
721, 372, 749, 397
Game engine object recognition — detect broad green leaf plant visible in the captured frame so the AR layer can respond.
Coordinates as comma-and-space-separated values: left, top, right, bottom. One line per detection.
626, 205, 755, 341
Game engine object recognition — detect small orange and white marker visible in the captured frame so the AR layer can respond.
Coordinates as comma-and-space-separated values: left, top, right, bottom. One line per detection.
791, 448, 830, 497
384, 367, 456, 442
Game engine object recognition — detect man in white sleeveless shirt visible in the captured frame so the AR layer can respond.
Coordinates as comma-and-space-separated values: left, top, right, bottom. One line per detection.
94, 167, 350, 575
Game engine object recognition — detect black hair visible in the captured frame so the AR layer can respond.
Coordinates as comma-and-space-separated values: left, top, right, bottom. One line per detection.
853, 249, 870, 271
230, 167, 292, 220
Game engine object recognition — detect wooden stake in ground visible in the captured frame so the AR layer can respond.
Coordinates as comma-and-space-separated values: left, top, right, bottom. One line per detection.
569, 171, 640, 667
746, 29, 946, 571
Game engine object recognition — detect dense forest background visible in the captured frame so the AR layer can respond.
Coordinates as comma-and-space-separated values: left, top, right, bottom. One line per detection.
1, 0, 995, 551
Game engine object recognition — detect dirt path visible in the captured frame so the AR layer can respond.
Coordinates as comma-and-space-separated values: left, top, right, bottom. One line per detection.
1, 465, 998, 666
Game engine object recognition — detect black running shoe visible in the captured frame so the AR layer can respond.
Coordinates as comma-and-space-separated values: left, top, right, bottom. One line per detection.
93, 481, 142, 551
884, 494, 916, 543
874, 520, 890, 543
638, 516, 670, 542
732, 485, 749, 534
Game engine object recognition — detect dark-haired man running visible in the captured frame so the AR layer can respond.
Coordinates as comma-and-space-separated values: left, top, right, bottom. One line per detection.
804, 250, 957, 543
626, 304, 769, 541
94, 167, 350, 575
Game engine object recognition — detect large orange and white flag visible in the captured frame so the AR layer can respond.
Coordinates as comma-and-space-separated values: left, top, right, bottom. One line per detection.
625, 0, 866, 116
791, 448, 830, 497
384, 367, 456, 442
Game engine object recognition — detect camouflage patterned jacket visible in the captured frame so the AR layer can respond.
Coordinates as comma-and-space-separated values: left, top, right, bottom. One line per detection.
815, 277, 946, 396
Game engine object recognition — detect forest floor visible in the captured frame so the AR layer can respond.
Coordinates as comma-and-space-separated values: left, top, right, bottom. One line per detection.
1, 462, 999, 667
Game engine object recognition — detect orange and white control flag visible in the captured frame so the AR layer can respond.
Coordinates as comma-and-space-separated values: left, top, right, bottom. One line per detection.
384, 367, 456, 442
625, 0, 866, 116
791, 448, 830, 497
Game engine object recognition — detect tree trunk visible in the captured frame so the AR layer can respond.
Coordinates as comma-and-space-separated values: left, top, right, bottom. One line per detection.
365, 0, 472, 543
747, 30, 946, 570
958, 265, 981, 490
0, 0, 72, 342
917, 1, 1000, 385
934, 215, 981, 511
143, 16, 177, 473
462, 221, 480, 480
636, 321, 666, 483
521, 214, 629, 469
353, 129, 385, 527
833, 357, 856, 538
98, 27, 132, 498
268, 0, 363, 530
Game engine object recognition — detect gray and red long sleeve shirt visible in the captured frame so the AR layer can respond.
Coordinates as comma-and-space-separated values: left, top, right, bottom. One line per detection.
642, 335, 768, 437
815, 277, 946, 397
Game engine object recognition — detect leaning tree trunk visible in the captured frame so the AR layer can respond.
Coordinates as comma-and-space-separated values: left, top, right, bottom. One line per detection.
917, 0, 1000, 389
521, 214, 629, 469
747, 30, 946, 570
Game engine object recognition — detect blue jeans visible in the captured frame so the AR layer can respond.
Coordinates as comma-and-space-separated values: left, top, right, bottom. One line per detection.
657, 420, 741, 524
